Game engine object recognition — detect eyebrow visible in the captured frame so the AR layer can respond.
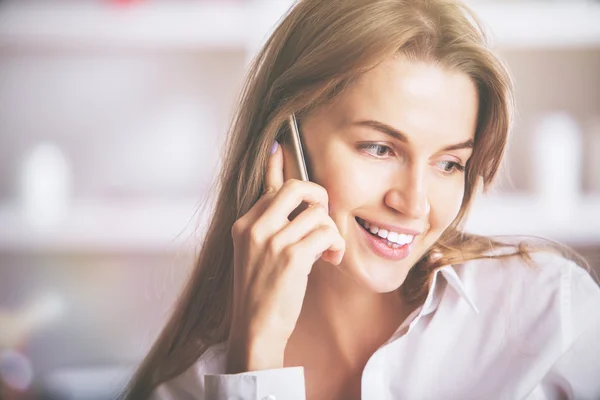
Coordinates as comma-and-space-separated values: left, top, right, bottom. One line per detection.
352, 119, 474, 151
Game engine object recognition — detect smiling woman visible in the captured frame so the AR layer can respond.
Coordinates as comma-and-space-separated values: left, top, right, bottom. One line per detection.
291, 58, 480, 295
122, 0, 600, 399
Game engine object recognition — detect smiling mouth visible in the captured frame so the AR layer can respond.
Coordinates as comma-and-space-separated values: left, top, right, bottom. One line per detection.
355, 217, 415, 248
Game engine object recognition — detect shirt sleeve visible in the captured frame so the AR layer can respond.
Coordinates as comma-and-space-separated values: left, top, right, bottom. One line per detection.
539, 261, 600, 399
149, 366, 306, 400
204, 367, 306, 400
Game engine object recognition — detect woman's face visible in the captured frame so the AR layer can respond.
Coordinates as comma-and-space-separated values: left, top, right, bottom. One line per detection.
299, 57, 478, 293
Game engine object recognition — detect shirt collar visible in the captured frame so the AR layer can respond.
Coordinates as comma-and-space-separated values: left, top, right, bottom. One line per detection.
420, 265, 479, 316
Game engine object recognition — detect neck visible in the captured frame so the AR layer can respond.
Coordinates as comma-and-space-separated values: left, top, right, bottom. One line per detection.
292, 260, 409, 370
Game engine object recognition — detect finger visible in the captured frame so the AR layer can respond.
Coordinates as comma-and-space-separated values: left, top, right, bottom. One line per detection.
272, 203, 336, 248
237, 141, 284, 226
321, 247, 345, 266
244, 180, 331, 246
261, 179, 329, 226
264, 141, 284, 195
291, 225, 346, 273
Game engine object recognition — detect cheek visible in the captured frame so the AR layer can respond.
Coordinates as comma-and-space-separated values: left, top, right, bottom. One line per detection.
429, 181, 464, 230
310, 150, 375, 231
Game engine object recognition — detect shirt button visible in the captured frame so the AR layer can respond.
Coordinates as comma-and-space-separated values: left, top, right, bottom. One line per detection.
262, 395, 276, 400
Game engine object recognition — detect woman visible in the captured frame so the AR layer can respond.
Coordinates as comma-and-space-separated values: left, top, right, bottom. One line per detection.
124, 0, 600, 398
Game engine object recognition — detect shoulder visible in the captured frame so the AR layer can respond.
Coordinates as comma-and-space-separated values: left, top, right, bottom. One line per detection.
150, 342, 228, 399
455, 250, 600, 347
456, 249, 596, 297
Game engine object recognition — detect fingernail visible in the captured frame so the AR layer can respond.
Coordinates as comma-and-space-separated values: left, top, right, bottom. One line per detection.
270, 140, 279, 155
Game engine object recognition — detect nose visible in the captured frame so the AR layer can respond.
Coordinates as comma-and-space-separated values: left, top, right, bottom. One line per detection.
384, 164, 430, 219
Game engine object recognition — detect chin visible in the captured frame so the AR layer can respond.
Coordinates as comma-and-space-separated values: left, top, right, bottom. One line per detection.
336, 218, 436, 294
339, 253, 419, 294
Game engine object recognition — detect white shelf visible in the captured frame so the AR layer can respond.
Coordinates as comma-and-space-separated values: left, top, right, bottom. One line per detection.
0, 200, 207, 254
0, 2, 599, 50
0, 2, 253, 50
0, 194, 598, 254
464, 194, 600, 244
471, 2, 600, 49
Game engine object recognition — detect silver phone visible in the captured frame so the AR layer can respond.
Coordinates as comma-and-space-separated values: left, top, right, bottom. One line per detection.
284, 113, 311, 220
286, 113, 310, 182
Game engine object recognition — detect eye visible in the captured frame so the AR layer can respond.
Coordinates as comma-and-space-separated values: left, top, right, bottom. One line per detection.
359, 143, 394, 158
437, 160, 465, 174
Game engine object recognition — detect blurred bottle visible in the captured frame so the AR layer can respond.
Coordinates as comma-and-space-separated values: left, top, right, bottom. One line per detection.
531, 111, 582, 223
584, 116, 600, 194
18, 142, 72, 230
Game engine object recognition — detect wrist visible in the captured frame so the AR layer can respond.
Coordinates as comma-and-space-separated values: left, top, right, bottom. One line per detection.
226, 335, 287, 373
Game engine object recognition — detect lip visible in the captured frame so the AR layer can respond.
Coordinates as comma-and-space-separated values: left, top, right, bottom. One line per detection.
355, 218, 413, 261
355, 217, 422, 236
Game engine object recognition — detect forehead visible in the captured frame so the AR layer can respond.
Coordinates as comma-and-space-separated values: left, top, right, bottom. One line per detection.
332, 57, 479, 144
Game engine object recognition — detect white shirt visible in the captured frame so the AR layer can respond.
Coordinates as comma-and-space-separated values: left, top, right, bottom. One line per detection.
150, 251, 600, 400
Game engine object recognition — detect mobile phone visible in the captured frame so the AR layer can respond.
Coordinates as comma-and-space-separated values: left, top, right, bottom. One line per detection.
283, 113, 311, 220
283, 113, 310, 182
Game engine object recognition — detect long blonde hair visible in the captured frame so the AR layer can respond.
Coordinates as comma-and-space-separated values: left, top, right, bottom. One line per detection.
123, 0, 585, 397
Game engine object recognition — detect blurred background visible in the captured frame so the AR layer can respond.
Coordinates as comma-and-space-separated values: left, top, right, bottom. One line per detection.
0, 0, 599, 398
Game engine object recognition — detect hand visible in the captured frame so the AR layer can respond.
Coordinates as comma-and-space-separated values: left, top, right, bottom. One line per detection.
226, 141, 345, 372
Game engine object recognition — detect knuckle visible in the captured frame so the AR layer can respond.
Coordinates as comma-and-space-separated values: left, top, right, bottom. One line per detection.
280, 246, 297, 265
319, 224, 334, 236
305, 182, 328, 203
322, 225, 339, 242
315, 184, 329, 203
282, 178, 300, 190
307, 203, 325, 216
283, 180, 328, 206
248, 224, 264, 244
262, 186, 276, 196
231, 218, 244, 237
266, 235, 282, 255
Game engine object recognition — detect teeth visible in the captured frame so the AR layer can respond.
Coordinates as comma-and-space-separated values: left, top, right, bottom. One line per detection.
359, 218, 415, 245
398, 234, 411, 245
387, 231, 398, 242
